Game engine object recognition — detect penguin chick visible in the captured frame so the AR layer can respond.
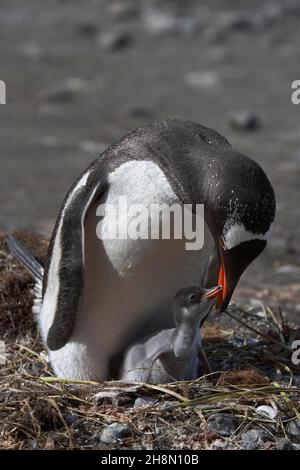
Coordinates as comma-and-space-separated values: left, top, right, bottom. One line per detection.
120, 285, 221, 383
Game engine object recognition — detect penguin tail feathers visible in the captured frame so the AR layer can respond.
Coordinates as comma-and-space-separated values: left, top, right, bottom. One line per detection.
5, 234, 44, 282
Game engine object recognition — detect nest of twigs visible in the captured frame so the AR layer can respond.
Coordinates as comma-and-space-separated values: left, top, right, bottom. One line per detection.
0, 231, 300, 450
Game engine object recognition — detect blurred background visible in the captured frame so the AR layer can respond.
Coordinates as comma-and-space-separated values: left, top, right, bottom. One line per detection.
0, 0, 299, 320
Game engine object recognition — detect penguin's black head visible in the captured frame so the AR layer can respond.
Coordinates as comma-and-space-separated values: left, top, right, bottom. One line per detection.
203, 148, 276, 312
217, 238, 267, 312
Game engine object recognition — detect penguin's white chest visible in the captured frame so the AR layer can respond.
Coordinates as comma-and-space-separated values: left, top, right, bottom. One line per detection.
47, 161, 214, 380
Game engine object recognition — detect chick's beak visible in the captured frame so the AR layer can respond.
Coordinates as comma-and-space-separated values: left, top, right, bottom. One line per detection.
203, 284, 222, 300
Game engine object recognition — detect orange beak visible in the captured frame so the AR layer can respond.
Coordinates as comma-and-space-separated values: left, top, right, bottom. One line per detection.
216, 254, 227, 309
204, 284, 222, 300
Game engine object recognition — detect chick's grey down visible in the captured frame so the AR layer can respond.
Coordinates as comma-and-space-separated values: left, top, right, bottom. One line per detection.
121, 286, 220, 383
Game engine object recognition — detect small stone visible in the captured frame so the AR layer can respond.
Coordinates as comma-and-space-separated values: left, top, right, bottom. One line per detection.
283, 1, 300, 16
30, 362, 44, 374
293, 376, 300, 386
275, 264, 300, 274
229, 111, 261, 131
38, 78, 87, 103
158, 401, 177, 410
143, 9, 177, 36
98, 31, 132, 51
94, 390, 120, 401
107, 2, 140, 21
240, 429, 268, 450
207, 413, 238, 437
80, 140, 107, 154
77, 22, 98, 38
20, 43, 43, 60
217, 12, 255, 32
44, 437, 55, 450
63, 410, 78, 425
255, 405, 278, 420
36, 135, 60, 148
258, 3, 283, 26
100, 423, 132, 444
134, 396, 155, 408
0, 340, 8, 365
209, 439, 238, 450
287, 419, 300, 437
185, 71, 219, 88
123, 104, 154, 119
276, 438, 294, 450
28, 439, 38, 450
204, 12, 255, 42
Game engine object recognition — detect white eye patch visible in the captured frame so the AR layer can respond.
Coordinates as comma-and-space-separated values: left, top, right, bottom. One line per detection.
222, 221, 272, 250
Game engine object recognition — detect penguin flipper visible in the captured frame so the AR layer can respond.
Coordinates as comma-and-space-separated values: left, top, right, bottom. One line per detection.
5, 234, 44, 282
45, 171, 107, 351
122, 342, 171, 383
138, 346, 171, 383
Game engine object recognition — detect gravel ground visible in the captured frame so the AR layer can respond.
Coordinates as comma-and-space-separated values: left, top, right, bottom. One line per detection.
1, 232, 300, 450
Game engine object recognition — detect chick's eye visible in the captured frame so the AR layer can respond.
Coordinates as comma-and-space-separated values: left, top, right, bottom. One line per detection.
189, 293, 197, 302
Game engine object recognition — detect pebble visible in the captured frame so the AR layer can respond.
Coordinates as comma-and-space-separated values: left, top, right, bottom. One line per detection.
100, 423, 132, 444
276, 438, 295, 450
204, 12, 256, 42
63, 410, 78, 426
80, 140, 107, 154
20, 43, 43, 60
107, 2, 140, 21
229, 111, 261, 131
209, 439, 237, 450
28, 439, 38, 450
76, 22, 98, 38
185, 71, 219, 89
44, 437, 55, 449
38, 78, 87, 103
246, 307, 266, 319
287, 420, 300, 437
134, 396, 156, 408
30, 361, 44, 374
0, 340, 8, 365
98, 31, 132, 51
283, 0, 300, 16
220, 12, 256, 31
240, 429, 268, 450
207, 413, 238, 437
94, 390, 121, 401
122, 104, 154, 119
259, 3, 283, 26
143, 9, 177, 36
159, 401, 177, 410
255, 405, 278, 420
275, 265, 300, 275
293, 376, 300, 386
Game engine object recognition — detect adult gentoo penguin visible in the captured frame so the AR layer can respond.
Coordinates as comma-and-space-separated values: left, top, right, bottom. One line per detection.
7, 119, 275, 381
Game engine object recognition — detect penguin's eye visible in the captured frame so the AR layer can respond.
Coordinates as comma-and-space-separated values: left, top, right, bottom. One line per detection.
188, 293, 198, 302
